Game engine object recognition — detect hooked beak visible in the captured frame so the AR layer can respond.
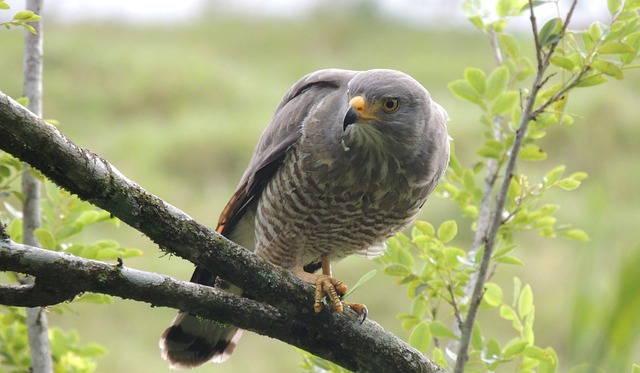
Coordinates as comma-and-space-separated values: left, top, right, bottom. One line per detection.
343, 106, 359, 130
343, 96, 378, 131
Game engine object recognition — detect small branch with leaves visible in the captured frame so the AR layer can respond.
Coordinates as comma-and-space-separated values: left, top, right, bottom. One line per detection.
0, 1, 41, 34
379, 1, 640, 372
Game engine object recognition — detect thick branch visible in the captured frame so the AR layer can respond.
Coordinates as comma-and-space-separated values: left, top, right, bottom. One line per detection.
0, 92, 444, 373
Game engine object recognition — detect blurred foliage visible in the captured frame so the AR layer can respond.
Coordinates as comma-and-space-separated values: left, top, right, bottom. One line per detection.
0, 151, 128, 371
0, 307, 107, 373
1, 1, 640, 372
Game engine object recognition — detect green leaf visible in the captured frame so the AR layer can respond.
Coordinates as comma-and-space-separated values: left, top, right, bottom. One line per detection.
33, 228, 55, 250
384, 264, 410, 277
577, 74, 608, 87
471, 322, 483, 350
550, 56, 575, 70
561, 229, 591, 242
539, 348, 558, 373
414, 221, 435, 237
486, 66, 510, 100
524, 345, 554, 362
496, 0, 516, 18
519, 144, 547, 161
539, 18, 562, 47
0, 2, 11, 10
591, 60, 624, 79
23, 23, 37, 35
608, 0, 623, 15
486, 338, 502, 359
429, 320, 458, 340
464, 67, 487, 94
12, 10, 40, 22
524, 306, 536, 343
76, 293, 113, 304
555, 178, 581, 190
500, 304, 517, 320
543, 165, 566, 188
13, 10, 35, 21
448, 80, 483, 104
463, 169, 475, 190
503, 339, 529, 358
599, 41, 634, 54
444, 247, 466, 267
513, 277, 522, 308
120, 247, 144, 259
0, 165, 10, 178
477, 140, 504, 159
81, 343, 108, 358
411, 297, 427, 318
569, 171, 588, 181
490, 91, 519, 115
409, 322, 432, 352
499, 34, 520, 58
483, 282, 504, 308
437, 220, 457, 243
496, 255, 524, 266
632, 364, 640, 373
397, 248, 415, 268
518, 285, 534, 317
432, 348, 447, 368
625, 0, 640, 11
343, 270, 377, 298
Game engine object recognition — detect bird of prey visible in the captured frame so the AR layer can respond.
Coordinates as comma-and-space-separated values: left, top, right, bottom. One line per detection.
159, 68, 450, 369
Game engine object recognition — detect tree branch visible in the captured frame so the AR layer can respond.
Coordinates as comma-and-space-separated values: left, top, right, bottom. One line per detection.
0, 91, 445, 373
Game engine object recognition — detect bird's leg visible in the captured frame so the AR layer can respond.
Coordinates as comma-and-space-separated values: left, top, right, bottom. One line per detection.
294, 255, 368, 323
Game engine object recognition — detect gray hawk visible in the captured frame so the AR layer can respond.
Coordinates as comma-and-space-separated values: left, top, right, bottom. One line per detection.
159, 68, 450, 368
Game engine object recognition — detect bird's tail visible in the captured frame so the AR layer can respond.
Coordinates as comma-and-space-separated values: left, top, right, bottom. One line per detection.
159, 268, 243, 369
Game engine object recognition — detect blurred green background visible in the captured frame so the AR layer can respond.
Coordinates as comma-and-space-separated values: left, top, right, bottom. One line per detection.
1, 2, 640, 372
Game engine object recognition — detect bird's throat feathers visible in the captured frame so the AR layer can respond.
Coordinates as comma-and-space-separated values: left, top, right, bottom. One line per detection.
342, 122, 392, 155
339, 123, 406, 182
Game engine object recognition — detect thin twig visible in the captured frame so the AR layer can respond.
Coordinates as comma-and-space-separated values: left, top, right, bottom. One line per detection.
21, 1, 52, 372
447, 284, 464, 330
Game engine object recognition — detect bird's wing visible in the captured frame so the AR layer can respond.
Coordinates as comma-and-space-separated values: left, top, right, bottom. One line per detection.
215, 69, 358, 236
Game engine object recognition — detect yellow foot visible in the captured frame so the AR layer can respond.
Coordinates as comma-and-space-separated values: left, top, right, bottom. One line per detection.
294, 256, 368, 323
311, 275, 368, 324
313, 274, 347, 313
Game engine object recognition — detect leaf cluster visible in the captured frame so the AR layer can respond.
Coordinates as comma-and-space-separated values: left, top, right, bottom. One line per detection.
1, 150, 141, 371
0, 1, 41, 34
376, 220, 558, 372
368, 1, 640, 372
0, 307, 107, 373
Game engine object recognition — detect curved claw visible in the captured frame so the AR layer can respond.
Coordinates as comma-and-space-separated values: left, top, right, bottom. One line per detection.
343, 302, 368, 324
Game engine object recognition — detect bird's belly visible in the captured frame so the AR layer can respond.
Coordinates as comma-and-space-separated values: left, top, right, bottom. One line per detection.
253, 154, 424, 269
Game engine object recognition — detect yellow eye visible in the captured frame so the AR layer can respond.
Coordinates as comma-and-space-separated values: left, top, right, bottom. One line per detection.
381, 98, 399, 113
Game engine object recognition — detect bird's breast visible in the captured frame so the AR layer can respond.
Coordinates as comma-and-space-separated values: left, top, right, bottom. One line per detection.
253, 144, 428, 269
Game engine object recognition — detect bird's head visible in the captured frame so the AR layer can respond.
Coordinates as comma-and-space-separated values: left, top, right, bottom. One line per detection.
341, 69, 440, 151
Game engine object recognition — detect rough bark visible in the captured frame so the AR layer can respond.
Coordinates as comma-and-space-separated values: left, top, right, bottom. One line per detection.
0, 91, 445, 373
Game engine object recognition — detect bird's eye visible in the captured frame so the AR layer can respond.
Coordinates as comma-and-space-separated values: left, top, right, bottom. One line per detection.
381, 98, 400, 113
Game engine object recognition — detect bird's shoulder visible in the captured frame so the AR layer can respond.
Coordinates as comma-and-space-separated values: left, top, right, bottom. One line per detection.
216, 69, 357, 234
